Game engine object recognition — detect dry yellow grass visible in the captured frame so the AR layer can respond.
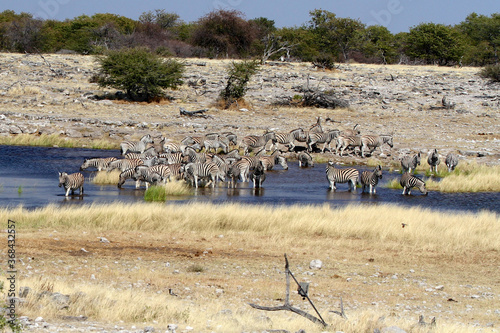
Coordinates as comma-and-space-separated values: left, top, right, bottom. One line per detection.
90, 170, 121, 185
1, 202, 498, 332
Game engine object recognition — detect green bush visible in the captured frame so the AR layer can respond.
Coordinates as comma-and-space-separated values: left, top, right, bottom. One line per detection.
479, 64, 500, 82
219, 60, 260, 108
92, 47, 185, 102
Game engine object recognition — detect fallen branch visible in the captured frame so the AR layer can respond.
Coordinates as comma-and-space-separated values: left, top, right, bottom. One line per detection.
179, 107, 210, 118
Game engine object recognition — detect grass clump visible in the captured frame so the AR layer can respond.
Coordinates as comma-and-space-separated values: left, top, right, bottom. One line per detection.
0, 134, 119, 150
426, 162, 500, 192
91, 170, 120, 185
144, 181, 191, 201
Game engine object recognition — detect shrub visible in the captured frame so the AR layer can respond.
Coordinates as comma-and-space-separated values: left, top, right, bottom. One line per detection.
219, 60, 260, 109
92, 47, 185, 102
479, 64, 500, 82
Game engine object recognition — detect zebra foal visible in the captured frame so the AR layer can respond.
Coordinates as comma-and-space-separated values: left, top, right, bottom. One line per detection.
359, 165, 383, 194
445, 153, 459, 172
58, 172, 84, 197
326, 161, 359, 191
400, 172, 428, 195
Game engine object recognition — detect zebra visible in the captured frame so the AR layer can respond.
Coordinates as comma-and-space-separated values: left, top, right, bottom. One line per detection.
124, 146, 157, 160
325, 161, 359, 191
58, 172, 84, 197
359, 165, 383, 194
211, 155, 230, 182
120, 134, 153, 155
227, 158, 255, 186
107, 158, 144, 172
204, 139, 228, 154
335, 135, 362, 156
274, 128, 306, 152
400, 172, 428, 195
158, 152, 186, 165
400, 152, 421, 173
220, 149, 241, 165
183, 146, 208, 163
117, 168, 141, 189
360, 134, 394, 157
166, 163, 185, 180
80, 157, 117, 171
132, 165, 163, 189
295, 118, 324, 146
307, 129, 340, 153
258, 150, 288, 171
427, 149, 440, 173
445, 153, 459, 172
297, 151, 314, 167
220, 132, 238, 146
250, 161, 266, 188
239, 132, 277, 155
183, 162, 219, 188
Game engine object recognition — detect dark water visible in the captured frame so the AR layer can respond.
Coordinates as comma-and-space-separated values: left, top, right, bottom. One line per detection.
0, 145, 498, 213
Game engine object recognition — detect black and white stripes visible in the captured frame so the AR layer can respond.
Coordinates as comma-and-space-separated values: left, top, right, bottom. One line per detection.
58, 172, 84, 197
325, 161, 359, 191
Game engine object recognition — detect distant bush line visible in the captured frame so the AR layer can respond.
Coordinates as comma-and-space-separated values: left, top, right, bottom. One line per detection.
0, 9, 498, 66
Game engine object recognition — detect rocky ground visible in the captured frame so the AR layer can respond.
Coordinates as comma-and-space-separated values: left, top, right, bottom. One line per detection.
0, 53, 498, 165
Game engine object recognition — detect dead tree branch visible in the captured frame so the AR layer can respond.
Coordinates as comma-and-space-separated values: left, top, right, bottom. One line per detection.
179, 107, 211, 118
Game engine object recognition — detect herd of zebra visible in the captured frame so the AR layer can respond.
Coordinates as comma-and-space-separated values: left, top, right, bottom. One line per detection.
57, 118, 460, 197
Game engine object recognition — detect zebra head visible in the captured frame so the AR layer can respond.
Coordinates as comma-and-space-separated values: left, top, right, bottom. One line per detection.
383, 135, 394, 148
140, 134, 154, 144
374, 165, 383, 179
58, 172, 68, 187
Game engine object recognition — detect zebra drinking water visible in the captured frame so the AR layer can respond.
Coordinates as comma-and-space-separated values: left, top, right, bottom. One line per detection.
58, 172, 84, 197
427, 149, 440, 173
359, 165, 383, 194
184, 162, 220, 188
120, 134, 153, 155
400, 153, 421, 173
445, 153, 459, 172
80, 157, 117, 171
400, 172, 428, 195
297, 151, 314, 167
360, 134, 393, 157
325, 161, 359, 191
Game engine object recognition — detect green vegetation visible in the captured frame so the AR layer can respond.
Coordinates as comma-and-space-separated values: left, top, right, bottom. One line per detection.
144, 181, 192, 201
479, 63, 500, 82
93, 47, 185, 102
218, 60, 260, 108
0, 9, 498, 66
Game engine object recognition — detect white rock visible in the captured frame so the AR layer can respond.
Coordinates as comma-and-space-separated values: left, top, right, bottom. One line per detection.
309, 259, 322, 269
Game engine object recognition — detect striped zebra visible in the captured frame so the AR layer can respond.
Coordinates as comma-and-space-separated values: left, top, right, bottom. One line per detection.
325, 161, 359, 191
335, 135, 362, 156
297, 151, 314, 167
117, 168, 141, 189
307, 129, 340, 153
445, 153, 459, 172
166, 163, 185, 180
227, 157, 256, 185
211, 155, 230, 182
239, 132, 277, 155
220, 149, 241, 165
107, 158, 144, 172
274, 128, 306, 151
220, 132, 238, 146
250, 161, 266, 188
427, 149, 440, 173
158, 152, 186, 165
124, 146, 157, 160
204, 139, 228, 154
120, 134, 153, 155
359, 165, 383, 194
258, 150, 288, 171
58, 172, 84, 197
400, 152, 421, 173
295, 118, 324, 146
183, 146, 208, 163
80, 157, 117, 171
133, 165, 163, 189
184, 162, 219, 188
400, 172, 428, 195
360, 134, 393, 157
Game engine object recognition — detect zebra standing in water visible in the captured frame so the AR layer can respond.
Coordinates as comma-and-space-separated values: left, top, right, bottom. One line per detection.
427, 149, 440, 173
184, 162, 220, 188
117, 168, 140, 188
80, 157, 117, 171
250, 161, 266, 188
274, 128, 306, 152
359, 165, 383, 194
258, 150, 288, 171
400, 152, 421, 173
360, 134, 393, 157
445, 153, 459, 172
297, 151, 314, 167
120, 134, 153, 155
58, 172, 84, 197
307, 129, 340, 153
325, 161, 359, 191
107, 158, 144, 172
239, 132, 277, 155
400, 172, 428, 195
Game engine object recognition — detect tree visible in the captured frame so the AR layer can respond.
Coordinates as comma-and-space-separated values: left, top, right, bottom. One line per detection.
406, 23, 464, 65
458, 13, 500, 65
190, 9, 257, 58
139, 9, 180, 30
5, 15, 44, 52
362, 25, 397, 64
93, 47, 185, 102
219, 60, 260, 108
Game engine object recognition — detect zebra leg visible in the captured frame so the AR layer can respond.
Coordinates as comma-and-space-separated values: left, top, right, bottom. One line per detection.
371, 185, 376, 194
350, 179, 356, 192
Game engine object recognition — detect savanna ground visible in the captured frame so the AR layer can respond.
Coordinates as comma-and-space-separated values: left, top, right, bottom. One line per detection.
0, 53, 499, 332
